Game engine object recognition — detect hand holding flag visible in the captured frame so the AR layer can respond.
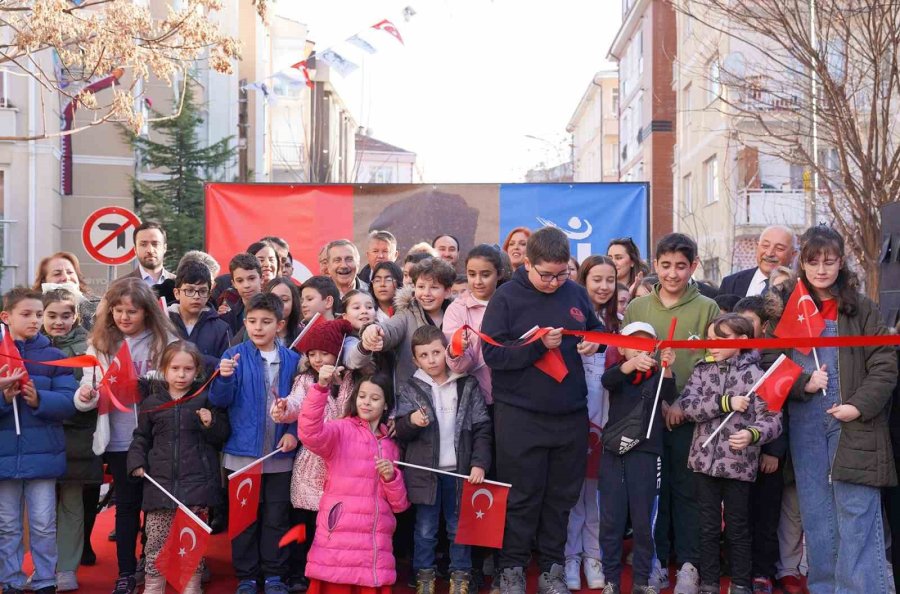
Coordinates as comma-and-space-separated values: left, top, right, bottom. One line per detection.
98, 342, 139, 416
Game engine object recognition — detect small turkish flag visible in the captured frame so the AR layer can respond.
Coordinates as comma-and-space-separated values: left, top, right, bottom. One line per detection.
586, 422, 603, 480
455, 481, 509, 549
156, 507, 210, 593
228, 463, 262, 540
372, 19, 404, 45
98, 341, 139, 415
0, 325, 29, 387
773, 281, 826, 355
755, 354, 803, 412
291, 311, 324, 353
535, 348, 568, 382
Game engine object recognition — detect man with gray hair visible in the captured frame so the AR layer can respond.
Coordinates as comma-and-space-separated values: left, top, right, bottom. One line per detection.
718, 225, 797, 297
326, 239, 369, 297
358, 230, 398, 284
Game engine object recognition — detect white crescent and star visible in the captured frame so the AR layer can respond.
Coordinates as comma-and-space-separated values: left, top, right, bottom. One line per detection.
773, 376, 795, 397
178, 526, 197, 557
587, 426, 602, 454
236, 477, 253, 507
472, 488, 494, 520
797, 295, 819, 319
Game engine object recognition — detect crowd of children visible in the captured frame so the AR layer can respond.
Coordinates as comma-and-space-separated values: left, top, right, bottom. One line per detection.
0, 220, 896, 594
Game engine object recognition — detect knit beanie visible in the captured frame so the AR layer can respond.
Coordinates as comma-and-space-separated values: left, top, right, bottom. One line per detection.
299, 319, 353, 357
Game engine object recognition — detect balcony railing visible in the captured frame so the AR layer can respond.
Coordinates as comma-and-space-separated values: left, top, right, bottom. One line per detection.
735, 189, 809, 226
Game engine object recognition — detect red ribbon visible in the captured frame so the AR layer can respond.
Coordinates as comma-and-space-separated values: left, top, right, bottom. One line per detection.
138, 369, 222, 415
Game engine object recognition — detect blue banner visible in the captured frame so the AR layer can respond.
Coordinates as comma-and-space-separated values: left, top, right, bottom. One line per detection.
499, 183, 649, 263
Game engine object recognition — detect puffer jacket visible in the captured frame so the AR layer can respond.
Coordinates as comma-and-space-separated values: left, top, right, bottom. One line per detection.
679, 351, 782, 482
276, 370, 356, 510
47, 326, 102, 484
299, 383, 409, 587
443, 292, 492, 404
762, 285, 898, 487
0, 332, 78, 480
375, 286, 448, 386
127, 379, 230, 511
394, 373, 492, 505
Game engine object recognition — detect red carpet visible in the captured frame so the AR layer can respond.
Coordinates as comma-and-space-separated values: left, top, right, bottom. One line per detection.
11, 508, 800, 593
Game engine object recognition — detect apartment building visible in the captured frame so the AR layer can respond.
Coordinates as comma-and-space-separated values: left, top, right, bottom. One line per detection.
566, 70, 620, 182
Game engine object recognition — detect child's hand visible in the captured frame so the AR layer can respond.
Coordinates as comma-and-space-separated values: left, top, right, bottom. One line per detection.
576, 340, 600, 356
217, 302, 231, 315
386, 417, 397, 438
730, 395, 750, 413
804, 364, 827, 393
361, 325, 385, 352
375, 457, 395, 481
631, 352, 656, 373
132, 467, 144, 478
278, 433, 298, 453
0, 365, 26, 391
219, 354, 240, 378
660, 347, 676, 368
827, 403, 861, 423
317, 364, 344, 387
21, 381, 38, 409
468, 466, 485, 484
728, 429, 753, 450
2, 384, 16, 404
759, 454, 779, 474
77, 384, 97, 404
196, 408, 213, 427
665, 401, 686, 430
410, 408, 429, 427
271, 398, 288, 422
540, 328, 563, 350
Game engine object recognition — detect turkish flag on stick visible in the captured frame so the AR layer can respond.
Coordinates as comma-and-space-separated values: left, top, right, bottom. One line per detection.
586, 422, 603, 480
773, 281, 826, 356
0, 324, 30, 387
156, 507, 211, 593
98, 341, 139, 415
755, 353, 803, 412
455, 481, 510, 549
228, 462, 262, 540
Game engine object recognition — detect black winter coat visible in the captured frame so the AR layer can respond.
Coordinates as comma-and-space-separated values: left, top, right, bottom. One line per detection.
169, 307, 233, 373
395, 374, 492, 506
127, 379, 230, 511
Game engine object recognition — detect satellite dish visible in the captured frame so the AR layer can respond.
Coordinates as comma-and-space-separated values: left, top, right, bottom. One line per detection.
721, 52, 746, 82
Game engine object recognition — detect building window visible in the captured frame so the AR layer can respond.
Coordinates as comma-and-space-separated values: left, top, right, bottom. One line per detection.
703, 257, 721, 284
611, 87, 619, 114
369, 166, 393, 184
708, 59, 720, 102
683, 83, 692, 127
0, 70, 9, 108
705, 156, 719, 204
683, 173, 693, 213
684, 13, 693, 37
634, 91, 643, 144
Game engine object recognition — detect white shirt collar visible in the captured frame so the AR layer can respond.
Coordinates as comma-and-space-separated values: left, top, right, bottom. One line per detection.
138, 263, 167, 286
747, 267, 769, 296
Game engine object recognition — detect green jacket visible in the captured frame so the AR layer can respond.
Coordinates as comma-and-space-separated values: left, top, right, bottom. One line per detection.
623, 283, 720, 394
761, 293, 897, 488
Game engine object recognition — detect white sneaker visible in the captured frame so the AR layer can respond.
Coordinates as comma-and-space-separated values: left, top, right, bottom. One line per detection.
565, 557, 582, 591
649, 559, 669, 591
56, 571, 79, 592
673, 562, 700, 594
583, 557, 606, 589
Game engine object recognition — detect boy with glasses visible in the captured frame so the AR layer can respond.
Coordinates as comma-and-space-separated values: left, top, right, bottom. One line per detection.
481, 226, 604, 594
170, 261, 233, 371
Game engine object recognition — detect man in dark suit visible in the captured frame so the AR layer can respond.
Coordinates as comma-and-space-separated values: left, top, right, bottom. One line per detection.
718, 225, 796, 297
123, 221, 175, 287
358, 230, 397, 284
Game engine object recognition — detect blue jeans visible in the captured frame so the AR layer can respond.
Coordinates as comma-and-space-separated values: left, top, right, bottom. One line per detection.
790, 334, 889, 593
413, 474, 471, 572
0, 479, 58, 590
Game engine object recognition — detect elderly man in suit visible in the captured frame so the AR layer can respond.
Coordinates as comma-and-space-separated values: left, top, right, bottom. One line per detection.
718, 225, 796, 297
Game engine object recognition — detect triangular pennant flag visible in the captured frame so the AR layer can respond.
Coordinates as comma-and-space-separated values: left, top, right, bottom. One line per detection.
534, 348, 568, 382
228, 463, 262, 540
371, 19, 404, 45
773, 281, 826, 355
318, 49, 359, 77
290, 60, 314, 89
98, 342, 139, 415
346, 34, 377, 54
456, 481, 509, 548
278, 524, 308, 548
156, 507, 210, 593
586, 422, 603, 480
0, 325, 29, 387
755, 355, 803, 412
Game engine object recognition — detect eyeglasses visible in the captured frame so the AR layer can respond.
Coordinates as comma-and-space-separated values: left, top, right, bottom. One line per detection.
178, 288, 210, 298
372, 277, 395, 286
534, 268, 570, 284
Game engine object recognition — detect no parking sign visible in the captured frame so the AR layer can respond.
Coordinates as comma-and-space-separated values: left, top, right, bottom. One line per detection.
81, 206, 141, 265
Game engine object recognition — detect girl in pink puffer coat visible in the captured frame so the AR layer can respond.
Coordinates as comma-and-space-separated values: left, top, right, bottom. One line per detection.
298, 366, 409, 593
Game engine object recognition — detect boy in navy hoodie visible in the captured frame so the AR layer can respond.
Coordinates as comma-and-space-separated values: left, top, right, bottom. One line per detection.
170, 261, 232, 371
220, 254, 263, 336
481, 227, 604, 594
0, 288, 78, 594
210, 293, 300, 594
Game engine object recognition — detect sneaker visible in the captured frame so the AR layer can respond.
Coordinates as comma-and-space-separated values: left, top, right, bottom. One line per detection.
450, 570, 471, 594
752, 577, 773, 593
111, 575, 136, 594
134, 558, 145, 586
778, 576, 803, 594
500, 567, 526, 594
236, 580, 257, 594
730, 586, 753, 594
416, 569, 437, 594
490, 571, 501, 594
289, 576, 309, 592
56, 571, 79, 592
631, 586, 657, 594
649, 559, 669, 591
584, 557, 606, 589
602, 585, 621, 594
565, 557, 582, 590
673, 563, 700, 594
699, 585, 719, 594
34, 589, 57, 594
265, 578, 290, 594
80, 548, 97, 566
538, 564, 569, 594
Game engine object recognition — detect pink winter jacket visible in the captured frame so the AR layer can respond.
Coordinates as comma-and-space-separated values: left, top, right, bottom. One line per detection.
443, 291, 492, 404
299, 383, 409, 587
276, 372, 355, 510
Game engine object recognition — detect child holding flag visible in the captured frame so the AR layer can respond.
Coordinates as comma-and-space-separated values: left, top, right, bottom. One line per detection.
127, 341, 229, 594
0, 288, 77, 594
763, 226, 897, 593
679, 314, 782, 594
74, 277, 177, 594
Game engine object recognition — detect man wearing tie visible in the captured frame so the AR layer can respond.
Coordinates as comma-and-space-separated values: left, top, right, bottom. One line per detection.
718, 226, 796, 297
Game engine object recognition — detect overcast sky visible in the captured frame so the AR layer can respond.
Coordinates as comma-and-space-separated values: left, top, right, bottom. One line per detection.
279, 1, 623, 182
